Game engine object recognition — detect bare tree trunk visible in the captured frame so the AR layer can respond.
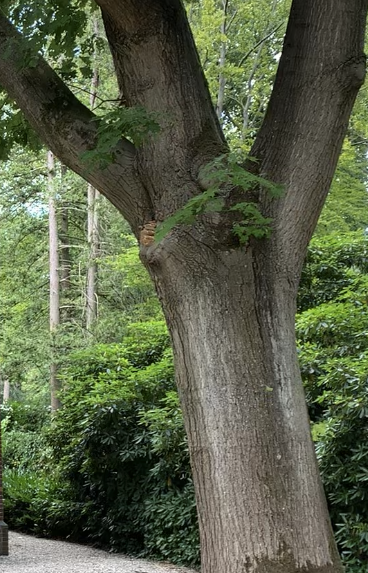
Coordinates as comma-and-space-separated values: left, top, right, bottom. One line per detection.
59, 168, 72, 322
60, 166, 71, 293
216, 0, 229, 121
0, 405, 9, 555
86, 19, 100, 330
241, 0, 279, 138
2, 379, 9, 402
86, 184, 99, 329
241, 46, 262, 137
48, 150, 61, 411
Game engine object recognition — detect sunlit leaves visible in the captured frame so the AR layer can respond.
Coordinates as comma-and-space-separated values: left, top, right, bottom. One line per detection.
6, 0, 95, 78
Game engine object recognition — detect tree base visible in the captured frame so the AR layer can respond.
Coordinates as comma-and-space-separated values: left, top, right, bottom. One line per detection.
0, 521, 9, 555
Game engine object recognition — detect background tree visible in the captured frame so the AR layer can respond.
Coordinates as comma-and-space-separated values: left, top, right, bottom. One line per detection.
0, 408, 9, 555
189, 0, 289, 148
48, 151, 61, 411
86, 17, 101, 330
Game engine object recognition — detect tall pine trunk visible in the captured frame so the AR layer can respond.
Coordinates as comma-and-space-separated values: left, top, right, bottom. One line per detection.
48, 151, 61, 411
86, 19, 100, 330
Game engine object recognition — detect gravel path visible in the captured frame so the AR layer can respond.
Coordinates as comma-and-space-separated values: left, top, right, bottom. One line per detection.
0, 532, 197, 573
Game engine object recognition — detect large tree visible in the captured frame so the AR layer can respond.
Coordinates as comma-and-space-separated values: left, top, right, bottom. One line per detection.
0, 1, 367, 571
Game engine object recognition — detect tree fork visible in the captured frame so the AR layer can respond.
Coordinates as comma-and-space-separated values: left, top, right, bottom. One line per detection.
143, 225, 343, 573
0, 0, 367, 572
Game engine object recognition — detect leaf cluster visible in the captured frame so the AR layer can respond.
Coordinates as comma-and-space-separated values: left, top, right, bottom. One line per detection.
156, 154, 283, 243
82, 107, 160, 170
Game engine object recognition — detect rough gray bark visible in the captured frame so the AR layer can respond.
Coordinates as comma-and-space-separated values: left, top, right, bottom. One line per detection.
48, 151, 61, 411
153, 238, 341, 573
0, 1, 367, 571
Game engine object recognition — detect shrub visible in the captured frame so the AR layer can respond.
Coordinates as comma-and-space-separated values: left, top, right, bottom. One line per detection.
3, 469, 84, 538
2, 428, 50, 472
298, 233, 368, 571
39, 321, 200, 565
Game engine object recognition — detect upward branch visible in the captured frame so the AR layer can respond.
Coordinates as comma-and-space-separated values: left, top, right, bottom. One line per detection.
0, 12, 152, 231
251, 0, 368, 273
96, 0, 227, 219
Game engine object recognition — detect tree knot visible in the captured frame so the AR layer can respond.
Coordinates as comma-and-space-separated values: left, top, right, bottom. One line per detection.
341, 53, 366, 89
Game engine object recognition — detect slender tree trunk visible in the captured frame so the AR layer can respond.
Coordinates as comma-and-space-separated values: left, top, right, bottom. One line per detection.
86, 19, 100, 330
86, 184, 99, 329
59, 173, 72, 322
48, 151, 61, 411
241, 48, 261, 138
2, 379, 9, 402
0, 404, 9, 555
60, 166, 71, 293
241, 0, 278, 139
216, 0, 228, 121
60, 204, 70, 292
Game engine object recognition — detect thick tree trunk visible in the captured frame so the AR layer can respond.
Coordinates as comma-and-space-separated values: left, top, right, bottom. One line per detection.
149, 231, 342, 573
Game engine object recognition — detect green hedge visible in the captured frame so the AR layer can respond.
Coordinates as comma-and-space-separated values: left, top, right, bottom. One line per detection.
2, 320, 200, 566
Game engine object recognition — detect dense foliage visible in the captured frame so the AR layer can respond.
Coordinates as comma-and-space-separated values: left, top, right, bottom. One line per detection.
298, 232, 368, 571
2, 321, 199, 566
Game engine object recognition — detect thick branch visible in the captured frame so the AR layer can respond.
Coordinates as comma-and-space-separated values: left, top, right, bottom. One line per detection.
96, 0, 227, 219
0, 13, 152, 232
251, 0, 368, 273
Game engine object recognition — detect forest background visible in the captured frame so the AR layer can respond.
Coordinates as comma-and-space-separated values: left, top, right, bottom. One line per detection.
1, 0, 368, 571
